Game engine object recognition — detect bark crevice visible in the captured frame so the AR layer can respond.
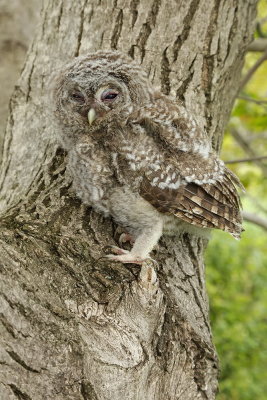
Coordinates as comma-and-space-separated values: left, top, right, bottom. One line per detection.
172, 0, 200, 62
111, 9, 124, 50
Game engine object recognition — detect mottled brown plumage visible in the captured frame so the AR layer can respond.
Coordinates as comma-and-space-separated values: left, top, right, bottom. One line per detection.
52, 50, 243, 263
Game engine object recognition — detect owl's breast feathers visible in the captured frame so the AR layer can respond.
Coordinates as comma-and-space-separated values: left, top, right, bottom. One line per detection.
121, 98, 244, 239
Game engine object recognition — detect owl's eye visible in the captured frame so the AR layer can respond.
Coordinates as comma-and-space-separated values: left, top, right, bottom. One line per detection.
70, 92, 85, 103
101, 90, 118, 101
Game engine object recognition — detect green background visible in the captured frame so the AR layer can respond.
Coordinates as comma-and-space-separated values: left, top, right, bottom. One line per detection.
205, 1, 267, 398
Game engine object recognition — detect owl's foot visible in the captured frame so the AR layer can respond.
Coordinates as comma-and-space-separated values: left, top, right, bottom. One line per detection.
119, 233, 135, 246
104, 245, 147, 265
104, 245, 129, 256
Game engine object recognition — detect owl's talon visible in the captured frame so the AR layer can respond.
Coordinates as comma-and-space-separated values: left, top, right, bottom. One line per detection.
104, 245, 130, 255
103, 252, 147, 265
103, 245, 151, 264
119, 233, 135, 246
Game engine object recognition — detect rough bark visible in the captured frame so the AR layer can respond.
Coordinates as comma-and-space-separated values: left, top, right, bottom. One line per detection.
0, 0, 41, 159
0, 1, 257, 399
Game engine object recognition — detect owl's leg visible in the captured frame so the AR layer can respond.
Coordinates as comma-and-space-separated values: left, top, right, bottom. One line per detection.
105, 187, 163, 264
104, 220, 163, 264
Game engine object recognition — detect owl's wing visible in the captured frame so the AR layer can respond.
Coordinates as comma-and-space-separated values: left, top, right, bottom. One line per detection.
140, 158, 243, 238
127, 98, 243, 238
129, 92, 211, 156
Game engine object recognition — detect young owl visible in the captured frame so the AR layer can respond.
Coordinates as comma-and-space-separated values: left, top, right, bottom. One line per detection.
53, 50, 243, 264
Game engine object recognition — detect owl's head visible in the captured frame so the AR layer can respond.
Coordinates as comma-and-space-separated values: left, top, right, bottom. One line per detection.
53, 51, 153, 147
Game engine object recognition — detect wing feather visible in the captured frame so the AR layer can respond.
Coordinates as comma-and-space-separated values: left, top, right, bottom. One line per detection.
140, 169, 243, 239
123, 101, 244, 239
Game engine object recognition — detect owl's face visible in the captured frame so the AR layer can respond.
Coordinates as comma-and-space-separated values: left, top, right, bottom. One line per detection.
53, 51, 153, 147
57, 74, 132, 130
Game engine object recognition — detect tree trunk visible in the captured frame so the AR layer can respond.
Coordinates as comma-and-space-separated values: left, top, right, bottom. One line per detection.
0, 1, 257, 399
0, 0, 41, 160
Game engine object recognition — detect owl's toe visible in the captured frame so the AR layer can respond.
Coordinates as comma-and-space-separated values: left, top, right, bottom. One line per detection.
104, 245, 130, 255
104, 251, 147, 265
119, 233, 135, 246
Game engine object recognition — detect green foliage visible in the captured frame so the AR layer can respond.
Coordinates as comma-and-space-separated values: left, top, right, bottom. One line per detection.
205, 1, 267, 398
205, 225, 267, 399
232, 98, 267, 131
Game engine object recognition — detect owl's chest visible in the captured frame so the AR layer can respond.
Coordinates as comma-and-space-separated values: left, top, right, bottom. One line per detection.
67, 146, 115, 211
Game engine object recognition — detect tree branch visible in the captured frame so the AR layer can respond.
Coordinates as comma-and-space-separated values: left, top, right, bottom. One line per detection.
229, 127, 267, 176
256, 19, 267, 38
246, 131, 267, 142
242, 211, 267, 231
237, 94, 267, 107
239, 48, 267, 91
247, 38, 267, 52
225, 155, 267, 164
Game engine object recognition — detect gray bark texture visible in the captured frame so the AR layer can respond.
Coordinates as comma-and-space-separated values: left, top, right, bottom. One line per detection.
0, 0, 41, 159
0, 1, 257, 399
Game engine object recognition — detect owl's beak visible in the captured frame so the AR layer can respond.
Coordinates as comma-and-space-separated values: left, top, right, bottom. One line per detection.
88, 108, 97, 125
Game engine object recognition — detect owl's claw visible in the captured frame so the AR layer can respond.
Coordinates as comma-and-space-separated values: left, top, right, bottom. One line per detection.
118, 233, 135, 246
103, 246, 148, 264
104, 253, 145, 265
104, 245, 129, 255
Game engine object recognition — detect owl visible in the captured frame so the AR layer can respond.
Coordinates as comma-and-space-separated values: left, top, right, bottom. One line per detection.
52, 50, 243, 264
